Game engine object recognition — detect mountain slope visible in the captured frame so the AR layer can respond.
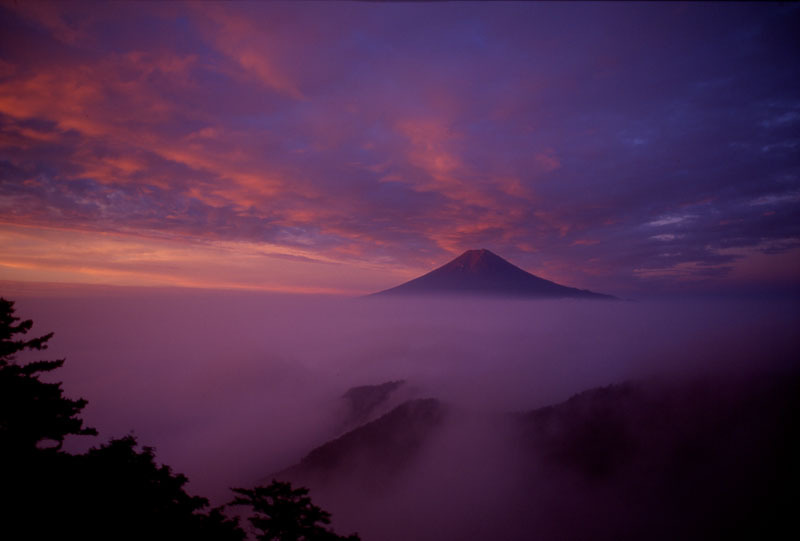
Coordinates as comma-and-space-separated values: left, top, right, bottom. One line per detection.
373, 249, 614, 298
340, 380, 406, 428
510, 374, 799, 540
278, 398, 446, 487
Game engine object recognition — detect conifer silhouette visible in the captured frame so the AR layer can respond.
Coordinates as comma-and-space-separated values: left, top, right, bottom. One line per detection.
0, 297, 96, 455
232, 480, 360, 541
0, 297, 357, 540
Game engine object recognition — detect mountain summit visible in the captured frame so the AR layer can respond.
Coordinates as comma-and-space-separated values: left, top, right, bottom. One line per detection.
373, 249, 614, 299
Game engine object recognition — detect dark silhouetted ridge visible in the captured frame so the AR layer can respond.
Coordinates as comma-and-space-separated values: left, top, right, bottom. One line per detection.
278, 399, 445, 485
341, 380, 405, 427
373, 249, 614, 299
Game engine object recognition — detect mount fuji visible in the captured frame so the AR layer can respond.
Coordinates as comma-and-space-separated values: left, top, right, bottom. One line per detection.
373, 249, 614, 299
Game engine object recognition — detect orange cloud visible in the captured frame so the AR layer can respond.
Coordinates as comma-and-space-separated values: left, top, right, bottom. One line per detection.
0, 50, 318, 223
534, 148, 561, 172
0, 224, 395, 295
393, 118, 519, 213
191, 4, 304, 99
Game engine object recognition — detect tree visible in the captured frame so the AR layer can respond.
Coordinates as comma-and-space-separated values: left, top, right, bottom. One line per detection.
0, 297, 96, 456
67, 435, 245, 540
0, 298, 244, 540
0, 297, 354, 541
231, 480, 360, 541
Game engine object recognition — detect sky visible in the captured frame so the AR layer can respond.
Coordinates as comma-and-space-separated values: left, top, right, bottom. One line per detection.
0, 1, 798, 296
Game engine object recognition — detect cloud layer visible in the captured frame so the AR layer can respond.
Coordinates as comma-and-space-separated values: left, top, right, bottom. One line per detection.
1, 2, 798, 294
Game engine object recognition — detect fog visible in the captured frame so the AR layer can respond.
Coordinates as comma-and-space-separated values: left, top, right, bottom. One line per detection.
9, 288, 799, 538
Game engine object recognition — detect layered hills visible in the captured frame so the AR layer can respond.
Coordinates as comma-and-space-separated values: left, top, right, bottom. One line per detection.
271, 373, 797, 541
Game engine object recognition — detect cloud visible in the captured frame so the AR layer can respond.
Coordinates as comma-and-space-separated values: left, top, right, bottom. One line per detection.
0, 223, 400, 294
646, 215, 694, 227
749, 191, 800, 207
190, 4, 304, 99
5, 1, 87, 45
650, 234, 678, 242
0, 2, 798, 295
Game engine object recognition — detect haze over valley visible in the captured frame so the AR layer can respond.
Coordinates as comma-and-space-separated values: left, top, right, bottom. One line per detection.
8, 283, 798, 538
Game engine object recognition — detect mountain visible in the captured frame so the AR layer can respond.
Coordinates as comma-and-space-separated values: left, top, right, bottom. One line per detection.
268, 373, 798, 541
508, 374, 799, 540
373, 248, 614, 298
341, 380, 406, 428
278, 398, 445, 487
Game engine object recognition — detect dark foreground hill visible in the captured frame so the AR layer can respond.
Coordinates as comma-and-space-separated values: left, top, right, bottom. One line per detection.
512, 374, 798, 540
373, 249, 614, 299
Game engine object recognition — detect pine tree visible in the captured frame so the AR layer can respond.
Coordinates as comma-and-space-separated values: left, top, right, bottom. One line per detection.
0, 297, 96, 456
231, 480, 360, 541
0, 297, 352, 540
0, 298, 244, 539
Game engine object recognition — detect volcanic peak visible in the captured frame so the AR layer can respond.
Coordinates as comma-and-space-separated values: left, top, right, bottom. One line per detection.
373, 248, 615, 299
448, 248, 506, 271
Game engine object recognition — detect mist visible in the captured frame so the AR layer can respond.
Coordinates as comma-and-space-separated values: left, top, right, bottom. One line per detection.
9, 287, 798, 538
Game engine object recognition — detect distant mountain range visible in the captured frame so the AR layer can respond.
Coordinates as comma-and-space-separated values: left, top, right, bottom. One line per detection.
372, 249, 614, 299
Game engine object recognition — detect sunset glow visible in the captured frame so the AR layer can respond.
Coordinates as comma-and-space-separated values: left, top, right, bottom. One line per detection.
2, 4, 799, 538
1, 2, 798, 295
